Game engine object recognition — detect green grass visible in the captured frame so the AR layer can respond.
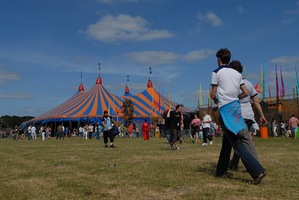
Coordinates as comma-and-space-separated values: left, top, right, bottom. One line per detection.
0, 136, 298, 200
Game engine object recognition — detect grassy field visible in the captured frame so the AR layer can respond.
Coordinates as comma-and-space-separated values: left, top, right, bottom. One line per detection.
0, 136, 298, 200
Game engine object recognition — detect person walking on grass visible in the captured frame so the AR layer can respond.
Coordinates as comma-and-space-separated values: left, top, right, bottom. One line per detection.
102, 110, 116, 148
211, 48, 266, 185
142, 119, 150, 140
167, 104, 183, 150
289, 114, 298, 139
31, 124, 37, 140
228, 60, 267, 171
202, 111, 213, 146
27, 125, 32, 140
56, 124, 63, 139
191, 114, 201, 143
83, 124, 88, 140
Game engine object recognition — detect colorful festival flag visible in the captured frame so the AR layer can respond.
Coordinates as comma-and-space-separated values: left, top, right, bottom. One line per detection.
280, 66, 285, 98
168, 89, 171, 110
294, 81, 298, 98
199, 84, 203, 107
275, 64, 279, 102
254, 83, 262, 94
260, 65, 266, 100
296, 67, 299, 96
208, 88, 212, 107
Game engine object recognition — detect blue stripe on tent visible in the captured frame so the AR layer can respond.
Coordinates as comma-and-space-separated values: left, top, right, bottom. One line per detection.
128, 97, 152, 116
82, 92, 96, 115
68, 90, 97, 116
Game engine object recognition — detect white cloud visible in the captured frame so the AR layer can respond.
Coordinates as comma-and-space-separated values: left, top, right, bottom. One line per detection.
236, 6, 244, 14
283, 9, 299, 15
0, 71, 20, 85
282, 19, 294, 24
197, 11, 223, 27
184, 49, 214, 62
124, 51, 179, 65
270, 56, 299, 66
278, 70, 297, 80
85, 14, 174, 42
124, 49, 214, 65
0, 47, 94, 73
0, 92, 31, 99
97, 0, 138, 4
97, 0, 115, 4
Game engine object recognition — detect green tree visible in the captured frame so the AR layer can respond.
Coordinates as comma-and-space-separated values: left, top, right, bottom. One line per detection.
0, 115, 34, 129
121, 99, 134, 122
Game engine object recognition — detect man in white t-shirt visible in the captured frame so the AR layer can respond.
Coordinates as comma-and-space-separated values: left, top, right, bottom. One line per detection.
229, 60, 267, 171
31, 125, 37, 140
102, 110, 116, 148
202, 111, 213, 145
78, 126, 83, 138
211, 48, 266, 185
27, 125, 32, 140
88, 124, 94, 139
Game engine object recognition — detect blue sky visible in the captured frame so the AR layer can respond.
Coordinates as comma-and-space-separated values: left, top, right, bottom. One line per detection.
1, 0, 299, 117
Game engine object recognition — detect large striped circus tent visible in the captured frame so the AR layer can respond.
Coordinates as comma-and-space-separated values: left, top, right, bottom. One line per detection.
124, 79, 192, 119
23, 75, 192, 128
25, 76, 122, 126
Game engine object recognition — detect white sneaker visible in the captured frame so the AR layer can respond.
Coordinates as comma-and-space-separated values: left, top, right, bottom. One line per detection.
202, 143, 208, 146
209, 141, 213, 145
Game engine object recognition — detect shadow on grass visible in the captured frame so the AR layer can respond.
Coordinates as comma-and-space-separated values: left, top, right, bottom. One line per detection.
195, 162, 217, 176
195, 162, 252, 184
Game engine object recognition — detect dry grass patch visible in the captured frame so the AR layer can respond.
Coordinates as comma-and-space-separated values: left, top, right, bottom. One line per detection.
0, 136, 298, 199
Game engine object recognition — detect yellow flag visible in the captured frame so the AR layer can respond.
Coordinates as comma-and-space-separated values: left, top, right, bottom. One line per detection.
199, 84, 203, 107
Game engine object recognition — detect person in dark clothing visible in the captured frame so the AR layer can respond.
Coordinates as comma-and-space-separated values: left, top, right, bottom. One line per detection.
101, 110, 116, 148
167, 104, 183, 150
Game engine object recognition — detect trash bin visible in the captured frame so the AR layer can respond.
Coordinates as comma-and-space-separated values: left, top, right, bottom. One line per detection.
260, 126, 268, 139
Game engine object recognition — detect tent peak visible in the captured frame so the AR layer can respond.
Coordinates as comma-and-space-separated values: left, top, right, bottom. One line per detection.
78, 82, 84, 92
125, 84, 130, 94
147, 79, 153, 88
96, 76, 102, 84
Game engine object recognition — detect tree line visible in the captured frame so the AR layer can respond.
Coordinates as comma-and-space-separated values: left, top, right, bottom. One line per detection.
0, 115, 34, 129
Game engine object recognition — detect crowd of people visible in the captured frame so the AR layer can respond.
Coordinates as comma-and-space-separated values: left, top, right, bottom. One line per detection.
13, 109, 222, 146
7, 110, 298, 144
270, 115, 299, 138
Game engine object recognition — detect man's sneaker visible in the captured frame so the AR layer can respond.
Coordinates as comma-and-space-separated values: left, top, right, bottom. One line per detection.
169, 143, 174, 150
202, 143, 208, 146
104, 144, 108, 148
110, 144, 115, 148
252, 171, 267, 185
176, 147, 180, 150
209, 140, 213, 145
216, 172, 233, 179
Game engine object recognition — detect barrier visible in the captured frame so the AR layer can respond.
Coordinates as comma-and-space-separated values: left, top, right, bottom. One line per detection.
260, 126, 268, 139
297, 128, 299, 138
